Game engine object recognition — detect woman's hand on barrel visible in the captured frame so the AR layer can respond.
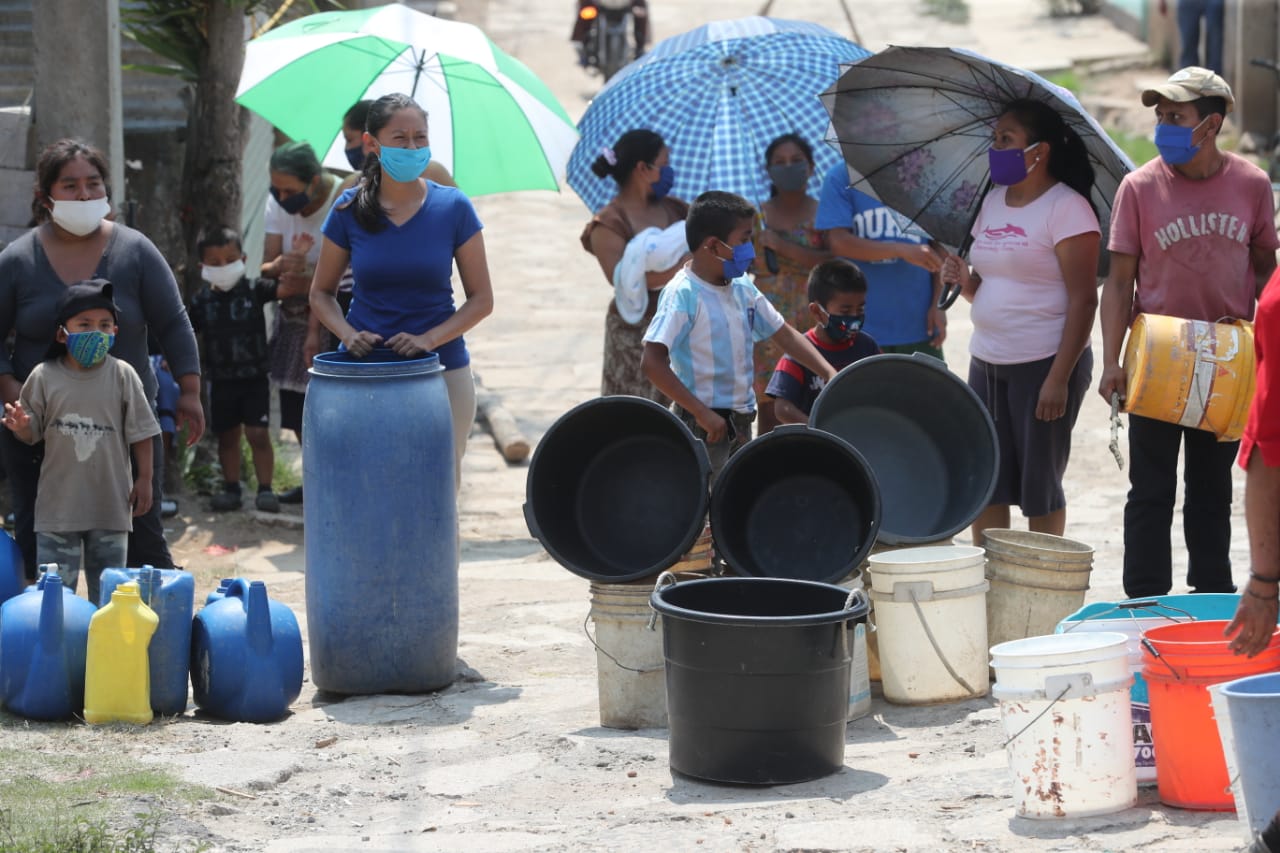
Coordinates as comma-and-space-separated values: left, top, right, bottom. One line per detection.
385, 331, 434, 358
1035, 377, 1069, 421
343, 330, 383, 358
1226, 585, 1279, 657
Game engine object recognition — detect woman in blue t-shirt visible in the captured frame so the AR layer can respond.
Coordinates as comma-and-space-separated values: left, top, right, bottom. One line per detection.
311, 93, 495, 487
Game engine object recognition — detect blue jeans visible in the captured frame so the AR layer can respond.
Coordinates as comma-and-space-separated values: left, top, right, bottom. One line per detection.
1177, 0, 1225, 75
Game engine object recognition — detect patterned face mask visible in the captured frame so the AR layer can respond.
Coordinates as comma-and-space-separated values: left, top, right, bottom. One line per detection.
63, 328, 114, 368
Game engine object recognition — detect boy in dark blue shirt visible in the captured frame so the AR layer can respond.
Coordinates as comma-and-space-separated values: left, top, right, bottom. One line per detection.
766, 258, 881, 424
190, 226, 286, 513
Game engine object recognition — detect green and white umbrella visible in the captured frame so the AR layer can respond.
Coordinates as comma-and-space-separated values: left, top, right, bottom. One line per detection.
235, 4, 578, 196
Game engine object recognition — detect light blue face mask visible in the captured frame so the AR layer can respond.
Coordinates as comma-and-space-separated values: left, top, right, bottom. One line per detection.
378, 144, 432, 182
63, 329, 114, 368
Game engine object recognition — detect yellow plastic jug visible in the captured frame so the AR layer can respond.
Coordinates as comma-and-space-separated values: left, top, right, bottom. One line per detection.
84, 581, 158, 725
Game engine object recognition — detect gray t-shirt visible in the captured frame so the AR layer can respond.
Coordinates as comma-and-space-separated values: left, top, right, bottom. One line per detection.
0, 223, 200, 402
20, 356, 161, 533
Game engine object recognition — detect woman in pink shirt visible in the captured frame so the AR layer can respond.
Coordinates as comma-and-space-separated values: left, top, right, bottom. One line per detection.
940, 98, 1100, 546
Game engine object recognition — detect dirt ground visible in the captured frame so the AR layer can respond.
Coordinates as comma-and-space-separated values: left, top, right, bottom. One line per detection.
0, 1, 1269, 851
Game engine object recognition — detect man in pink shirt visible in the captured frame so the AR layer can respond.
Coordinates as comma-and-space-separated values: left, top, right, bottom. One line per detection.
1098, 67, 1278, 599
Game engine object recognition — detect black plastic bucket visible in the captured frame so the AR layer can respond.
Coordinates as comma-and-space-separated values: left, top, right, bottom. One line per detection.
709, 426, 880, 584
650, 575, 869, 784
524, 396, 711, 583
809, 353, 997, 544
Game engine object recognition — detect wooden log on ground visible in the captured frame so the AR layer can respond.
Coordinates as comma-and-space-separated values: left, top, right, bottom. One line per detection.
474, 374, 531, 464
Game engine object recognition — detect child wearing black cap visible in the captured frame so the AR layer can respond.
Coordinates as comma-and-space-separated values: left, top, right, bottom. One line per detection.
0, 279, 160, 603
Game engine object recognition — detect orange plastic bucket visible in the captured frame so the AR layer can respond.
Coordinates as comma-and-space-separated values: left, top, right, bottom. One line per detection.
1122, 314, 1255, 442
1141, 620, 1280, 810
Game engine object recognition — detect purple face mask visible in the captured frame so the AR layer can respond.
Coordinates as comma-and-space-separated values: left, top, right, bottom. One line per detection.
988, 143, 1039, 186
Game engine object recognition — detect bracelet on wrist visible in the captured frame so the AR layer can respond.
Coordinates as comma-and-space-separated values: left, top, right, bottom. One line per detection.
1245, 586, 1280, 602
1249, 572, 1280, 585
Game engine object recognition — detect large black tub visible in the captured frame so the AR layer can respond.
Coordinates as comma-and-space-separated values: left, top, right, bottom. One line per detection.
524, 396, 710, 583
710, 426, 880, 584
810, 353, 997, 544
651, 575, 869, 784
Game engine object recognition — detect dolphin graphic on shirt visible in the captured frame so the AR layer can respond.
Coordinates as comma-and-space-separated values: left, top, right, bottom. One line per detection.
982, 223, 1028, 240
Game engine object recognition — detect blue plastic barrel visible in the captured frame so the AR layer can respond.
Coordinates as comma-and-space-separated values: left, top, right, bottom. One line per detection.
0, 531, 23, 606
303, 350, 458, 694
190, 579, 303, 722
0, 568, 96, 720
99, 566, 194, 716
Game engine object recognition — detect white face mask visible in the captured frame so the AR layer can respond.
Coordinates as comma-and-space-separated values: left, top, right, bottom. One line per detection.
49, 198, 110, 236
201, 259, 246, 291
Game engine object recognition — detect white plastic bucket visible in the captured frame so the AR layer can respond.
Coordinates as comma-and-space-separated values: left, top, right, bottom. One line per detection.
868, 545, 989, 704
991, 632, 1137, 819
852, 539, 953, 684
588, 581, 666, 729
983, 529, 1093, 651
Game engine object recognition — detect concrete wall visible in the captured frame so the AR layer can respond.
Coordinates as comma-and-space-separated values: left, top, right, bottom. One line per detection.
0, 105, 35, 248
32, 0, 125, 210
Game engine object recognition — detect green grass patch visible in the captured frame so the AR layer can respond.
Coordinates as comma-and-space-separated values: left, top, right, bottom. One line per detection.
0, 745, 212, 852
1106, 129, 1160, 167
921, 0, 969, 24
1044, 70, 1081, 96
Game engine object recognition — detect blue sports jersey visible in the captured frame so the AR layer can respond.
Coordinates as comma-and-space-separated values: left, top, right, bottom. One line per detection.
815, 163, 934, 347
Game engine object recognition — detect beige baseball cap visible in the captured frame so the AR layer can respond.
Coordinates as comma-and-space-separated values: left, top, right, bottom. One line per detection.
1141, 66, 1235, 113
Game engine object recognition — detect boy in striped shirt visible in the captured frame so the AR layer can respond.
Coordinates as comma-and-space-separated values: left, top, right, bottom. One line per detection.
642, 191, 837, 480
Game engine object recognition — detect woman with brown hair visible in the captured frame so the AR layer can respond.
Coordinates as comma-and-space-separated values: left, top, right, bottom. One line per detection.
581, 129, 687, 401
0, 138, 203, 581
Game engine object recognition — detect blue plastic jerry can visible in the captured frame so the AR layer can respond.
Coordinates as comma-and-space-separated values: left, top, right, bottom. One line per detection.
190, 579, 303, 723
205, 578, 236, 607
0, 531, 23, 607
0, 567, 96, 720
99, 566, 195, 717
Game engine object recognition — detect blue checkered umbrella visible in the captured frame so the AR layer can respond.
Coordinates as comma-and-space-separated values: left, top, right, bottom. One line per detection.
567, 17, 870, 213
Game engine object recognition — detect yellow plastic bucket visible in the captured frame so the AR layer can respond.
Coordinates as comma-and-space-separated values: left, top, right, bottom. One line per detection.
1122, 314, 1255, 442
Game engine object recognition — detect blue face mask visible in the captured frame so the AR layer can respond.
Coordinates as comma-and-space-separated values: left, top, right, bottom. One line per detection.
269, 185, 310, 215
378, 144, 432, 183
824, 313, 864, 342
1154, 118, 1208, 166
651, 164, 675, 199
717, 240, 755, 280
345, 144, 365, 172
63, 329, 114, 368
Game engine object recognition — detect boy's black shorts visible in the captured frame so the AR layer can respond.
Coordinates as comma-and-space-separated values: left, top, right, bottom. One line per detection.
210, 376, 271, 435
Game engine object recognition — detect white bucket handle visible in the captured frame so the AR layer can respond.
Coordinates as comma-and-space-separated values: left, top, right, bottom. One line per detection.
875, 580, 990, 697
998, 673, 1129, 748
582, 612, 665, 675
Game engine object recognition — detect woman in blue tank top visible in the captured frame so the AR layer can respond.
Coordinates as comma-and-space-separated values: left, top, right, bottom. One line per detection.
311, 94, 495, 487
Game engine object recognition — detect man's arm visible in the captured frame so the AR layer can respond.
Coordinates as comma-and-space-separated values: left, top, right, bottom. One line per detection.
1096, 252, 1138, 403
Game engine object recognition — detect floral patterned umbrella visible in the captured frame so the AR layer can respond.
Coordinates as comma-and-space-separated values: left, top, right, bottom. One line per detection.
821, 46, 1133, 273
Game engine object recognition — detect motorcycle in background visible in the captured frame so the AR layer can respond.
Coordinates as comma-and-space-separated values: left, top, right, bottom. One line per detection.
573, 0, 643, 82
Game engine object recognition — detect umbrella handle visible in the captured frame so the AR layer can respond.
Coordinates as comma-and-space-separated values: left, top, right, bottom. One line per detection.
938, 282, 963, 310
